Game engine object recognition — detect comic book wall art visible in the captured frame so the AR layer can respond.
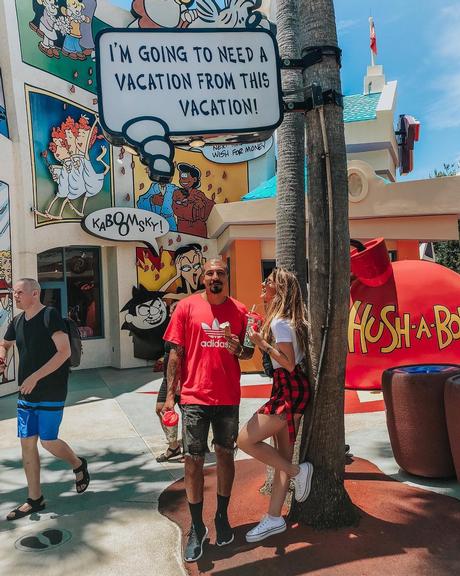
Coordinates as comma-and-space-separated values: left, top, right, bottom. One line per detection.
26, 86, 113, 226
15, 0, 105, 93
0, 182, 15, 384
0, 71, 9, 139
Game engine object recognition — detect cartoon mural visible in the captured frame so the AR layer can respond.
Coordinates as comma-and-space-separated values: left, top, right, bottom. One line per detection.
136, 243, 206, 296
136, 163, 215, 238
0, 71, 9, 139
16, 1, 103, 93
121, 285, 169, 360
0, 182, 15, 384
130, 0, 271, 30
26, 86, 113, 226
125, 242, 207, 359
134, 147, 249, 236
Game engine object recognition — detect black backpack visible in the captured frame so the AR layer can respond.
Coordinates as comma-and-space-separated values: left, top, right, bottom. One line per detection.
14, 307, 82, 368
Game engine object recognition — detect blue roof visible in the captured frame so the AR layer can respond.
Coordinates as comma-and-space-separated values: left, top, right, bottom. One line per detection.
242, 174, 278, 200
343, 92, 381, 123
242, 166, 307, 201
242, 93, 382, 201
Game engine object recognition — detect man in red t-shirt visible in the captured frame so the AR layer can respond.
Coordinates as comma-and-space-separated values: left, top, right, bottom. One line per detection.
162, 258, 253, 562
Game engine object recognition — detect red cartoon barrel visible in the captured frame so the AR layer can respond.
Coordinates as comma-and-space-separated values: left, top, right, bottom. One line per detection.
346, 238, 460, 390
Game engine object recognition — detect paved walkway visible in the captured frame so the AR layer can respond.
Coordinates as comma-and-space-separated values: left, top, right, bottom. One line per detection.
0, 368, 458, 575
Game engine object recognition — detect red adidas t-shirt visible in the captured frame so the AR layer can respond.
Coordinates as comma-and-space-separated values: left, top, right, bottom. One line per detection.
163, 293, 248, 405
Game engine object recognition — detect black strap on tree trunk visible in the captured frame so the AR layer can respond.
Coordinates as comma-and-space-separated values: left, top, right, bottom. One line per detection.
280, 45, 343, 114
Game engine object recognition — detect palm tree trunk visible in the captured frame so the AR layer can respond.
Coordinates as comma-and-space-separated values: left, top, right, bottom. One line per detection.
259, 0, 307, 498
291, 0, 359, 529
275, 0, 307, 295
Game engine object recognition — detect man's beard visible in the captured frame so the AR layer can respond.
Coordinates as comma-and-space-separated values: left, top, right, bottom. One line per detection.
209, 283, 223, 294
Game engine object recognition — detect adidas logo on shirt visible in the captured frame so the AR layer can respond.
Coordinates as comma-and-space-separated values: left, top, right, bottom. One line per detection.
200, 319, 229, 348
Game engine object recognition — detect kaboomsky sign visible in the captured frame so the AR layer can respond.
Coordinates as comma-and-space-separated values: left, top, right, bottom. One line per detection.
81, 207, 169, 253
95, 28, 283, 179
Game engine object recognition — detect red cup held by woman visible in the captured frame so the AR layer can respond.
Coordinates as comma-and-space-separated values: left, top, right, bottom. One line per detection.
162, 409, 179, 427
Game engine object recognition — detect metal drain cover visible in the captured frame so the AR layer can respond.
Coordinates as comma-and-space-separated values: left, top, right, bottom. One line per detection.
15, 529, 72, 552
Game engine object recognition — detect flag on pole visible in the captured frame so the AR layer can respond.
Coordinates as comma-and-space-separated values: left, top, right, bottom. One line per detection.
369, 17, 377, 55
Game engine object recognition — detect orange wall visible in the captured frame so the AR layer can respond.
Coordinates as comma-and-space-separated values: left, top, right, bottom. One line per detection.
396, 240, 420, 260
226, 240, 264, 373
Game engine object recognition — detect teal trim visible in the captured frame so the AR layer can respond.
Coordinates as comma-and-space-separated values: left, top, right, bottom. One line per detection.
242, 165, 307, 201
343, 92, 381, 123
243, 92, 382, 201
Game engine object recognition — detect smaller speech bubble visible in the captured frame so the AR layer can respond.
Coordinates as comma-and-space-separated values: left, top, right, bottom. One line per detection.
81, 207, 169, 254
197, 136, 273, 164
123, 117, 174, 180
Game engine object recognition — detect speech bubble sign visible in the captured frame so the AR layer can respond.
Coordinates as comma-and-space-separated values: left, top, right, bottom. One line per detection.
81, 207, 169, 254
95, 28, 283, 179
199, 136, 273, 164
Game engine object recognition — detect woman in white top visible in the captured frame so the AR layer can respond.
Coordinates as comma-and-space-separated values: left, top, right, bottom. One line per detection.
237, 268, 313, 543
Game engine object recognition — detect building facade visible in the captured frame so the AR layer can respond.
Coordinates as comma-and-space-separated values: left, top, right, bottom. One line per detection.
1, 1, 459, 396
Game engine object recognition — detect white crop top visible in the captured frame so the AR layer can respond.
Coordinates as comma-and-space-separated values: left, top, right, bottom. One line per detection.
269, 317, 304, 369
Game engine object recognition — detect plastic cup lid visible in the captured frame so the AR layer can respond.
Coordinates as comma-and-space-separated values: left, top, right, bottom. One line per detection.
162, 410, 179, 427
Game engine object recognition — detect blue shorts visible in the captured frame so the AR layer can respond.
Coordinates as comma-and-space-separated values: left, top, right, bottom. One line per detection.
17, 400, 65, 440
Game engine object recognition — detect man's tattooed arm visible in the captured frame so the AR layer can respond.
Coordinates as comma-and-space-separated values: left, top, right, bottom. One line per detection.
166, 343, 184, 400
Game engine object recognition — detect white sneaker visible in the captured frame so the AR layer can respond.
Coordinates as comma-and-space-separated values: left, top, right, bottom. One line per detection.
293, 462, 314, 502
245, 514, 287, 542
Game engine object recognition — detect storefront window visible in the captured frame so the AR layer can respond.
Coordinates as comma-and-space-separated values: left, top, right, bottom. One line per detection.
38, 247, 103, 339
36, 248, 64, 282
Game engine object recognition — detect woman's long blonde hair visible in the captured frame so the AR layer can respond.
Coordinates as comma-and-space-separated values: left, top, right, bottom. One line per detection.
261, 268, 309, 355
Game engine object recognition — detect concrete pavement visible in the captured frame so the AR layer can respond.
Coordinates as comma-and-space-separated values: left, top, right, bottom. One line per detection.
0, 367, 458, 575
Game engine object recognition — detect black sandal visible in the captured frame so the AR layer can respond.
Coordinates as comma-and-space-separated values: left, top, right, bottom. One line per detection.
156, 445, 181, 462
73, 457, 90, 493
7, 495, 45, 521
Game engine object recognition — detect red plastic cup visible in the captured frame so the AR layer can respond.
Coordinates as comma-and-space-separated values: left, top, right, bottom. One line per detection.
162, 410, 179, 427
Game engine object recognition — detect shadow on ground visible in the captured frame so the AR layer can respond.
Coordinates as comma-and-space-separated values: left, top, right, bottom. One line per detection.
160, 457, 460, 576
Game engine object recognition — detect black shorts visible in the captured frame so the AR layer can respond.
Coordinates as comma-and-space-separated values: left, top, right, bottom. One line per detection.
180, 404, 239, 457
157, 378, 180, 404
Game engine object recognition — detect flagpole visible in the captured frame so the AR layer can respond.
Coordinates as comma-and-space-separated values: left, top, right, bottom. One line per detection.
369, 16, 376, 66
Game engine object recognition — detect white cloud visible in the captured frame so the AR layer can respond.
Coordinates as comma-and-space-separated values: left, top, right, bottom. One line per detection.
337, 19, 358, 34
436, 8, 460, 58
425, 4, 460, 128
426, 73, 460, 129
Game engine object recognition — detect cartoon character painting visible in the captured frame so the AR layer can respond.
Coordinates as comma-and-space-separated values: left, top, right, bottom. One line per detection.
160, 243, 205, 299
130, 0, 197, 28
130, 0, 270, 29
36, 0, 61, 58
27, 0, 97, 61
27, 87, 113, 226
34, 114, 109, 220
172, 164, 215, 237
61, 0, 90, 60
121, 285, 169, 360
136, 164, 215, 237
137, 180, 178, 232
80, 0, 97, 58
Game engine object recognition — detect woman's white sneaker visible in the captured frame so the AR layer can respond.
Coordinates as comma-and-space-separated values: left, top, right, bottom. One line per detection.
293, 462, 314, 502
245, 515, 287, 542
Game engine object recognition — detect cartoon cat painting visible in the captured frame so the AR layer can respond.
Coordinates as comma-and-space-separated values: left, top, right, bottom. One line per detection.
121, 285, 169, 360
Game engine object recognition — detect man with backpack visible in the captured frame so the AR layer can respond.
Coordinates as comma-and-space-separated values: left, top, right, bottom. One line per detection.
0, 278, 90, 520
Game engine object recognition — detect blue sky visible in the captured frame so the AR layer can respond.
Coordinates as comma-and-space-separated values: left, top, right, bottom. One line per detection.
110, 0, 460, 181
